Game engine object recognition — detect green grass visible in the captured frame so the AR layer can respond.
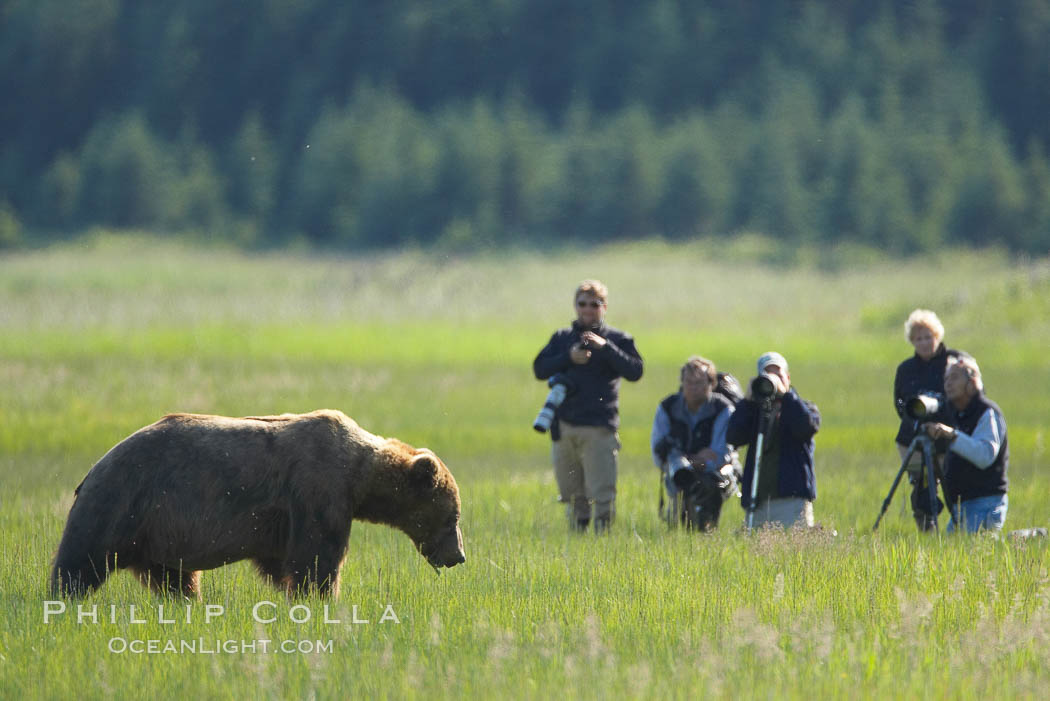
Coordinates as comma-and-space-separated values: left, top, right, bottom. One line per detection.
2, 234, 1049, 699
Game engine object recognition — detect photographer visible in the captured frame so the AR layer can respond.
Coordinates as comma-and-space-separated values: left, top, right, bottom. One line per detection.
923, 356, 1008, 533
650, 356, 737, 529
893, 309, 960, 531
533, 280, 644, 533
726, 352, 821, 529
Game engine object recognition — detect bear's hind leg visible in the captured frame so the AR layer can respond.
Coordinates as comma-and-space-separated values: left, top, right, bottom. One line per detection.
135, 564, 201, 599
253, 557, 285, 588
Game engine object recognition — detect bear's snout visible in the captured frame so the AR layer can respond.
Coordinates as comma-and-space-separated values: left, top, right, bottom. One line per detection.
424, 524, 465, 569
434, 548, 464, 568
446, 524, 466, 567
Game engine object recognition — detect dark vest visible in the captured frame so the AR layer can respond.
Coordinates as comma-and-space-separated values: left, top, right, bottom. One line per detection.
943, 393, 1008, 504
656, 392, 733, 461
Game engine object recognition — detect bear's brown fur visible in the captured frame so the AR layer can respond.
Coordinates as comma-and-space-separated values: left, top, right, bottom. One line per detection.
50, 410, 464, 598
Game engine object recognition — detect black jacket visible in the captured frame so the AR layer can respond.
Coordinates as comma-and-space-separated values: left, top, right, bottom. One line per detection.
533, 320, 643, 433
726, 388, 821, 508
893, 343, 956, 445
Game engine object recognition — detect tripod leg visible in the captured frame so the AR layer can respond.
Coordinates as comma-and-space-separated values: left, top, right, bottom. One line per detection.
659, 474, 668, 525
874, 441, 920, 532
923, 439, 939, 532
747, 431, 765, 532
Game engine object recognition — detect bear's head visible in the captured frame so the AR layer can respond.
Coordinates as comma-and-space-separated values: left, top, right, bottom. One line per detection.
404, 451, 465, 570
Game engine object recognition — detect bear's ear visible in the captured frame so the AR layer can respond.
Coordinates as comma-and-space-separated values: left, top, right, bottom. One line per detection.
408, 453, 440, 489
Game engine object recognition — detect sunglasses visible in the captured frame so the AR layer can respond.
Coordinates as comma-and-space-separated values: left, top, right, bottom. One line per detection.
576, 300, 604, 308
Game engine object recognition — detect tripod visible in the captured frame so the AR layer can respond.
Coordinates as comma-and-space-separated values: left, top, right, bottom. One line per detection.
873, 433, 941, 532
746, 402, 775, 533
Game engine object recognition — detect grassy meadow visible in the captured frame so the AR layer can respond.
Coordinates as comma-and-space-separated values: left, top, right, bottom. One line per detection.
2, 234, 1049, 699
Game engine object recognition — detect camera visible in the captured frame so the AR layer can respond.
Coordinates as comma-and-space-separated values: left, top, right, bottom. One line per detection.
750, 373, 778, 400
903, 391, 944, 421
533, 374, 576, 433
672, 461, 739, 531
666, 450, 694, 487
672, 460, 736, 493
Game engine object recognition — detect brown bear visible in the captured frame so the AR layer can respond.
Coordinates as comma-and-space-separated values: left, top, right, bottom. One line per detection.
50, 410, 464, 598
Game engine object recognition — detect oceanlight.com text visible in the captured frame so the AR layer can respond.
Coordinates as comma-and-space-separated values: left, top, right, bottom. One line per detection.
107, 637, 335, 655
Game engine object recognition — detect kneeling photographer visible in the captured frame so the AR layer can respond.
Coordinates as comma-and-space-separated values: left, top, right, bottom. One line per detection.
922, 356, 1009, 533
650, 356, 740, 530
727, 352, 821, 530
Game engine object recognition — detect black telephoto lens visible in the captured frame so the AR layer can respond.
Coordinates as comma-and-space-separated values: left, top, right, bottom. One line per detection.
905, 394, 941, 421
672, 466, 697, 491
751, 375, 776, 399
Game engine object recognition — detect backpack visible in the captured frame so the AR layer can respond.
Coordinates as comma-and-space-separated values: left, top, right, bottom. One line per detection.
715, 372, 744, 405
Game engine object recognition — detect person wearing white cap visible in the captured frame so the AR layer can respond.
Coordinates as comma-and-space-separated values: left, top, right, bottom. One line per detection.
726, 351, 821, 528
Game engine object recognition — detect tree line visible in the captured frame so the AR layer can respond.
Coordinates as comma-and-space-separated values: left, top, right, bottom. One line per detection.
2, 0, 1048, 252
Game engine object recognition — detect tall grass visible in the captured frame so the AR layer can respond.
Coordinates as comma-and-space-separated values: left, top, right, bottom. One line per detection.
1, 235, 1048, 699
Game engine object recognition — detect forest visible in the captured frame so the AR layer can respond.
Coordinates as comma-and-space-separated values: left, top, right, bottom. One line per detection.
1, 0, 1048, 252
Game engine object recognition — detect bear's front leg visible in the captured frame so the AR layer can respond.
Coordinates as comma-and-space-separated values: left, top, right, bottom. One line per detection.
50, 549, 117, 597
282, 505, 351, 597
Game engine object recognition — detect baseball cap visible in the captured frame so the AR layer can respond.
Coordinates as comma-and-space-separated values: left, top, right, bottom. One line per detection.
757, 351, 788, 374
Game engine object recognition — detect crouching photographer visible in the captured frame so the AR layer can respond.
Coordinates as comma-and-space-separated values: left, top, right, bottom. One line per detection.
727, 352, 821, 530
923, 356, 1009, 533
650, 356, 741, 530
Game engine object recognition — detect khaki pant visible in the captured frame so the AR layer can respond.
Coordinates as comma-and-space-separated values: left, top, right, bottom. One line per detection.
749, 497, 814, 529
552, 421, 619, 525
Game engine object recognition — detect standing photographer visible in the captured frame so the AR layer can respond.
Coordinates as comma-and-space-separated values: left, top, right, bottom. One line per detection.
727, 352, 821, 529
893, 309, 959, 531
650, 356, 738, 529
533, 280, 644, 533
923, 356, 1008, 533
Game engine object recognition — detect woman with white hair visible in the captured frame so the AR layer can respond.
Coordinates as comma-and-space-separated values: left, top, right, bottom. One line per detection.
892, 309, 959, 531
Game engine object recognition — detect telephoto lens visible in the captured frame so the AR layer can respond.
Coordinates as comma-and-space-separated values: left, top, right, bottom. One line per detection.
672, 467, 697, 490
668, 451, 695, 489
750, 374, 776, 400
533, 375, 574, 432
905, 393, 941, 421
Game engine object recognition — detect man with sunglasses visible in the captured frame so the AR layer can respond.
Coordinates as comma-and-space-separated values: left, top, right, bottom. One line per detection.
533, 280, 644, 533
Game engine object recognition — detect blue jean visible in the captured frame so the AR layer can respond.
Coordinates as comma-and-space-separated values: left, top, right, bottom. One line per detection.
946, 494, 1008, 534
